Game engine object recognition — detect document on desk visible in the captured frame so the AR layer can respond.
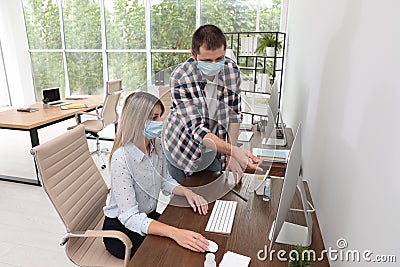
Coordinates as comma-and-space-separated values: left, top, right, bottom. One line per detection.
252, 148, 290, 163
17, 107, 39, 112
219, 251, 251, 267
60, 103, 88, 110
238, 132, 253, 142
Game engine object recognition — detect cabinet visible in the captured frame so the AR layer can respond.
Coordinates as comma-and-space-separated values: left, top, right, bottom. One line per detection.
224, 31, 286, 123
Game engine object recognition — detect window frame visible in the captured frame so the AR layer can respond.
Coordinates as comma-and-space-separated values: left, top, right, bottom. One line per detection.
23, 0, 287, 99
0, 40, 11, 108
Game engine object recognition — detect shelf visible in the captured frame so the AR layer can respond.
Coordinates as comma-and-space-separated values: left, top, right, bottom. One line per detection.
225, 31, 285, 123
239, 66, 269, 70
237, 55, 284, 59
241, 90, 271, 94
241, 93, 270, 117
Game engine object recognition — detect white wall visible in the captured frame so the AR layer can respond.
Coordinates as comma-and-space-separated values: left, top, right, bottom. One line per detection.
0, 0, 36, 107
283, 0, 400, 265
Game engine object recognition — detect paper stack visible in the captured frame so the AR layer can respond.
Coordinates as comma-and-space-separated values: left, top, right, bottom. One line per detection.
219, 251, 251, 267
252, 148, 290, 163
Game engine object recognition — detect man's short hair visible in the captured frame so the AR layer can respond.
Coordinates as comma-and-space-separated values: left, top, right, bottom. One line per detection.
192, 24, 227, 55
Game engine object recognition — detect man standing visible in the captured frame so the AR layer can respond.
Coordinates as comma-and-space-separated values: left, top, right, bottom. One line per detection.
164, 24, 261, 183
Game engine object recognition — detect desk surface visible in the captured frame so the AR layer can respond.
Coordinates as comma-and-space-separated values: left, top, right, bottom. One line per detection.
129, 171, 329, 267
0, 96, 103, 130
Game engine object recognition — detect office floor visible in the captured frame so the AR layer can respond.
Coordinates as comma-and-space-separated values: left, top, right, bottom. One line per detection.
0, 125, 170, 267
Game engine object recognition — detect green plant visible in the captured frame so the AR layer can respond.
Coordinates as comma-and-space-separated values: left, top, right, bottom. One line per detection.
255, 34, 282, 54
42, 97, 50, 104
289, 245, 312, 267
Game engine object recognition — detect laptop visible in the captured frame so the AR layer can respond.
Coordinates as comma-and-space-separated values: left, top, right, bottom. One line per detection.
42, 88, 71, 106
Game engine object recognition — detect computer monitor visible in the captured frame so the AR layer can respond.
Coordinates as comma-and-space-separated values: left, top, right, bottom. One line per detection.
262, 104, 277, 145
264, 77, 287, 146
268, 124, 313, 249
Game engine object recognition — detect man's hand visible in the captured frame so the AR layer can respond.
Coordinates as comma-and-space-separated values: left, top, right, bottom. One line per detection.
231, 146, 263, 173
225, 156, 245, 183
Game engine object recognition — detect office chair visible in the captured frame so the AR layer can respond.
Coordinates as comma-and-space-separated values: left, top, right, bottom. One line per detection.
73, 79, 122, 169
31, 125, 132, 267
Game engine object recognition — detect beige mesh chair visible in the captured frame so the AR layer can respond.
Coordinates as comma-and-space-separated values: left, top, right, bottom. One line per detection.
31, 125, 132, 267
73, 79, 123, 169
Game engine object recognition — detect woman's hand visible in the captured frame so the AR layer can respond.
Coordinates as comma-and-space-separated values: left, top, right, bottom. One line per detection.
170, 228, 209, 252
184, 189, 208, 215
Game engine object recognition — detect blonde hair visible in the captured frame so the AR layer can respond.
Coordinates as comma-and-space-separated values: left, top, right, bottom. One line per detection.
110, 91, 165, 161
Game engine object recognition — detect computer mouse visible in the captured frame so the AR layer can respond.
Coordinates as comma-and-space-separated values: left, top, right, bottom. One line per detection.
205, 239, 218, 253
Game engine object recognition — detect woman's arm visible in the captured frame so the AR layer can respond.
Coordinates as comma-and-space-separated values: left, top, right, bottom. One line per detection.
115, 146, 208, 253
109, 154, 155, 236
158, 138, 209, 215
172, 185, 209, 215
147, 220, 208, 252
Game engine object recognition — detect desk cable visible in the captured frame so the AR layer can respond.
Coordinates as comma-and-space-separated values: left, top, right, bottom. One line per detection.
290, 201, 315, 213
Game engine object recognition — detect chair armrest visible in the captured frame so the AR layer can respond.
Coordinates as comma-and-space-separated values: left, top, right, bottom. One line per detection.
60, 231, 86, 245
85, 230, 132, 247
107, 90, 123, 96
74, 111, 101, 125
86, 230, 132, 267
94, 104, 103, 115
61, 230, 133, 267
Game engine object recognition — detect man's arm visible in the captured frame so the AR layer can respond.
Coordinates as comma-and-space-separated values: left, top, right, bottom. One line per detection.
227, 122, 240, 146
202, 132, 261, 172
225, 122, 242, 180
202, 132, 231, 155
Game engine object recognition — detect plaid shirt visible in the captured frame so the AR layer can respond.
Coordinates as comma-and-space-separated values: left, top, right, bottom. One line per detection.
164, 57, 242, 175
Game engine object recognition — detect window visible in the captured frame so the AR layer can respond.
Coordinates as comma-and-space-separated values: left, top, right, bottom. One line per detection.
30, 52, 65, 97
63, 0, 102, 50
22, 0, 283, 99
201, 0, 257, 32
0, 40, 11, 108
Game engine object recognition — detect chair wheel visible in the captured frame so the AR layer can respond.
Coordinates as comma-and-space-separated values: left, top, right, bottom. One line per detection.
101, 165, 106, 169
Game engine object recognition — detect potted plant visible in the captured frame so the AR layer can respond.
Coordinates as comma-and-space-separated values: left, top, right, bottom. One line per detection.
255, 34, 282, 57
289, 245, 312, 267
42, 97, 50, 109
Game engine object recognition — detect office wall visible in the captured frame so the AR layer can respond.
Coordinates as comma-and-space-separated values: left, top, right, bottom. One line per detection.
0, 0, 35, 107
283, 0, 400, 265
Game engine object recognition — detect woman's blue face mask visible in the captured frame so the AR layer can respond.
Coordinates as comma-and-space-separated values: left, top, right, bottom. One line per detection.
143, 120, 164, 139
197, 59, 225, 76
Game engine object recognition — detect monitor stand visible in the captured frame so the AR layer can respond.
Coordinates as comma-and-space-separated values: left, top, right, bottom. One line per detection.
269, 220, 310, 247
265, 137, 287, 147
269, 178, 313, 248
262, 127, 287, 146
262, 114, 287, 147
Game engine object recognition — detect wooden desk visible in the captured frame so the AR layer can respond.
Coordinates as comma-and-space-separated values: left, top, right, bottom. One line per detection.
0, 96, 103, 185
129, 172, 329, 267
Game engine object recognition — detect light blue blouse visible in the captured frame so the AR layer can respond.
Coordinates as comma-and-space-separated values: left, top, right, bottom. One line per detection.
103, 138, 179, 236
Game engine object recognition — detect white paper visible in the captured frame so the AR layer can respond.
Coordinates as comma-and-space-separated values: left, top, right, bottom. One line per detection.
238, 132, 253, 142
252, 148, 290, 163
219, 251, 251, 267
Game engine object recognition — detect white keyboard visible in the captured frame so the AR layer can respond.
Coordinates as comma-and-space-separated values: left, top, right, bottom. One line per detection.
205, 200, 237, 234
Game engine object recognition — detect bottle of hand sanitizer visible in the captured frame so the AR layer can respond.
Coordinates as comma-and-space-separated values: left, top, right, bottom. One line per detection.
263, 177, 271, 202
204, 253, 216, 267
